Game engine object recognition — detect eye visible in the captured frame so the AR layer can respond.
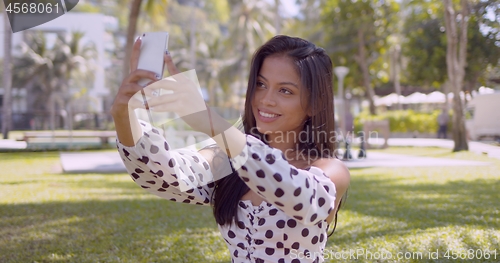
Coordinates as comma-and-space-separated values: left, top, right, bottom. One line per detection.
280, 88, 293, 95
256, 81, 266, 89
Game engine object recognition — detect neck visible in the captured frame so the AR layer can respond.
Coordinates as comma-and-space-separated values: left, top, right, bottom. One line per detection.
266, 132, 299, 158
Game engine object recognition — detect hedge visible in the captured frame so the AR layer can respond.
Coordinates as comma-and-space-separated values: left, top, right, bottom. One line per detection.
354, 110, 452, 134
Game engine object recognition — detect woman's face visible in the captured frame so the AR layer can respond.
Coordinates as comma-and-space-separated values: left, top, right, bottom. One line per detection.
251, 55, 309, 139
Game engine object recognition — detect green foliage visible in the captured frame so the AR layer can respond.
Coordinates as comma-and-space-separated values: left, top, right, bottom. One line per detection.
403, 0, 500, 90
354, 109, 450, 134
321, 0, 400, 91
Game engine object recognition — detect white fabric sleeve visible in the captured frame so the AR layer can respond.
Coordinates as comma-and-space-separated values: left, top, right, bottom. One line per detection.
230, 135, 337, 225
116, 121, 215, 205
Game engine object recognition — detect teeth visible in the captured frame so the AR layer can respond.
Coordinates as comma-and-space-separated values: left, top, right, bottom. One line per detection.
259, 111, 279, 118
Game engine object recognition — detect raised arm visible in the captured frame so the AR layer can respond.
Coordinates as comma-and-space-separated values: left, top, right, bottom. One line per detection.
111, 37, 215, 205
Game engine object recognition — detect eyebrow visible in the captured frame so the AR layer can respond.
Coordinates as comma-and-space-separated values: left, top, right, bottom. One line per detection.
258, 74, 299, 89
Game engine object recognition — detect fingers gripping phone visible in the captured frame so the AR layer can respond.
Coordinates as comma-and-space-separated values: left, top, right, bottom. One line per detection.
136, 32, 169, 126
137, 32, 169, 87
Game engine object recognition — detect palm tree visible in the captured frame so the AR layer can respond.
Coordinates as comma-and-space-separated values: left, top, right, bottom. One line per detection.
2, 12, 13, 139
13, 31, 96, 130
227, 0, 276, 98
196, 38, 239, 108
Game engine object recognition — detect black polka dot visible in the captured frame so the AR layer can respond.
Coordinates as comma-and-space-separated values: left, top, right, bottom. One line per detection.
293, 203, 303, 211
310, 213, 318, 222
255, 239, 264, 245
311, 236, 319, 244
291, 242, 300, 249
305, 178, 310, 188
287, 219, 297, 228
265, 154, 276, 164
276, 220, 285, 229
284, 248, 290, 255
237, 243, 245, 249
294, 215, 303, 220
233, 250, 238, 257
237, 221, 245, 229
227, 230, 236, 238
293, 187, 302, 196
324, 185, 330, 192
275, 188, 284, 197
278, 259, 285, 263
284, 233, 288, 240
149, 145, 159, 154
256, 258, 264, 263
320, 233, 325, 242
291, 168, 299, 175
257, 186, 266, 192
269, 209, 278, 215
138, 156, 149, 164
273, 173, 282, 182
192, 155, 199, 162
241, 176, 250, 182
265, 248, 275, 255
292, 258, 300, 263
256, 170, 265, 178
258, 218, 266, 226
164, 141, 169, 150
302, 228, 309, 237
318, 197, 326, 207
265, 230, 273, 239
168, 158, 176, 168
277, 242, 284, 248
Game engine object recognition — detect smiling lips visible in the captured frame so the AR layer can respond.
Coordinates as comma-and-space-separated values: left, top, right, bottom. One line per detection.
257, 109, 281, 123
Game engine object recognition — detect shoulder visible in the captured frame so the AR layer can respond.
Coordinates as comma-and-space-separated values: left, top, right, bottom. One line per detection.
311, 157, 350, 194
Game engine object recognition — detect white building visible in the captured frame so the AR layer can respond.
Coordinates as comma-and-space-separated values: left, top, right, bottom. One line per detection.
0, 12, 118, 128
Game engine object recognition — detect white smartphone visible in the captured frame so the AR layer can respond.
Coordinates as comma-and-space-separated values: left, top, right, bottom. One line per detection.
137, 32, 169, 87
134, 32, 169, 126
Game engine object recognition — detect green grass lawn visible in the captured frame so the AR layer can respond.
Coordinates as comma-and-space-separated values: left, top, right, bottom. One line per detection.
0, 148, 499, 262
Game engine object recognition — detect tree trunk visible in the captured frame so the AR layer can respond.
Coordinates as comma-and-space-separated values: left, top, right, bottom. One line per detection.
122, 0, 143, 79
274, 0, 281, 35
393, 45, 403, 110
444, 0, 469, 151
356, 29, 376, 115
2, 14, 13, 139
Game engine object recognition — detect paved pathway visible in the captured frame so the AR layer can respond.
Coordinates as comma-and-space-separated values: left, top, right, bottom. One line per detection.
1, 138, 497, 173
57, 149, 492, 173
60, 151, 126, 173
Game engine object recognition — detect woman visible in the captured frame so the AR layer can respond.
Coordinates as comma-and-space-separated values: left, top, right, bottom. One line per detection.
111, 35, 350, 263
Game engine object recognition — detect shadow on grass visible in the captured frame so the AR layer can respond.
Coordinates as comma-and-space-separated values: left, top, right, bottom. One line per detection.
335, 174, 500, 244
0, 199, 229, 263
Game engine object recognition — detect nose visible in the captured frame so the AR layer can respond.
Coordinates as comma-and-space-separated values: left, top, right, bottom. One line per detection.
259, 89, 276, 107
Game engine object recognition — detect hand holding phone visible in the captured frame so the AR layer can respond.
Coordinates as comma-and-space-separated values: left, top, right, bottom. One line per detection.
137, 32, 169, 87
134, 32, 169, 126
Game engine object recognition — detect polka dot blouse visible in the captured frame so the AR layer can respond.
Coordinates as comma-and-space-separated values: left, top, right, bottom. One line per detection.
117, 121, 337, 263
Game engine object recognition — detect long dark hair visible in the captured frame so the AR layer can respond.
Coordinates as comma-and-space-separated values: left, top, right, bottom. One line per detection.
212, 35, 340, 231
